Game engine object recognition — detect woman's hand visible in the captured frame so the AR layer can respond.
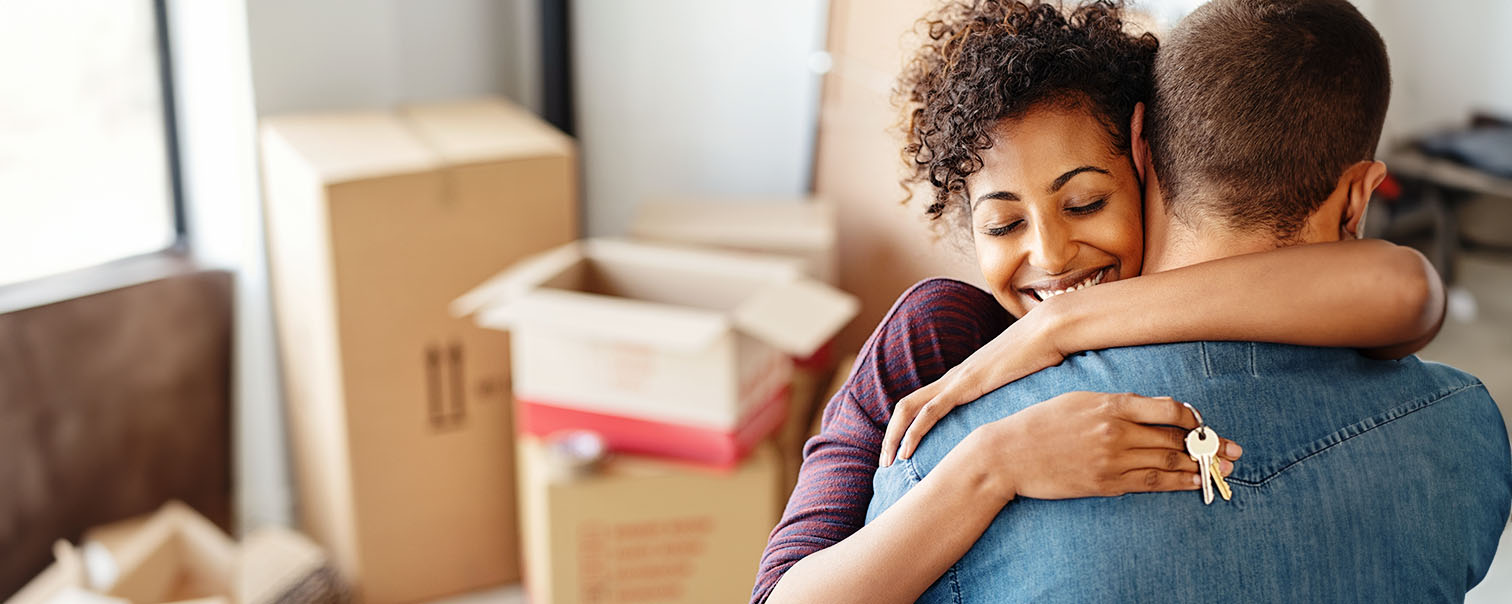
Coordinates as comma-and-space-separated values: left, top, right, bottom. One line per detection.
882, 304, 1068, 466
960, 391, 1243, 502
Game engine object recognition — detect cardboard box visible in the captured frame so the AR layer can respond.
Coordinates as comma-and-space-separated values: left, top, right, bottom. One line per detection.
516, 436, 780, 604
7, 502, 340, 604
627, 197, 839, 285
453, 239, 858, 468
260, 97, 577, 602
814, 0, 985, 352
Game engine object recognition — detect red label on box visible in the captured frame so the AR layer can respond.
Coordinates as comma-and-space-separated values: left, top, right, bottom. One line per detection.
517, 386, 790, 469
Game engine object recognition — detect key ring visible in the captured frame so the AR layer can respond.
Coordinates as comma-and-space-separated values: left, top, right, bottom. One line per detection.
1182, 402, 1207, 436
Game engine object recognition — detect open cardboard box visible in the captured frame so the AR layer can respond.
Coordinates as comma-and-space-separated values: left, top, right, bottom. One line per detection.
453, 239, 858, 468
7, 502, 338, 604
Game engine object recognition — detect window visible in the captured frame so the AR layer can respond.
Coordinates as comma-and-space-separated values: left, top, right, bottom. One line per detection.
0, 0, 181, 287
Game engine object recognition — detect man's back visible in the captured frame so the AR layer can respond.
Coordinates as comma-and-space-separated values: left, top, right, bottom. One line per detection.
868, 342, 1511, 603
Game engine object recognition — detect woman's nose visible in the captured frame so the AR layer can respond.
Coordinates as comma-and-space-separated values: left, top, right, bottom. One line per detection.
1027, 218, 1076, 274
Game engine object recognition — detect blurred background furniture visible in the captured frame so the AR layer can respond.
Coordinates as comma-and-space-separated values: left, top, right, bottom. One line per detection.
0, 257, 233, 598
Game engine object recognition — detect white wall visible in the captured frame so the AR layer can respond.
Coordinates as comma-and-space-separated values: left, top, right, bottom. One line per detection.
246, 0, 539, 115
1356, 0, 1512, 146
572, 0, 830, 236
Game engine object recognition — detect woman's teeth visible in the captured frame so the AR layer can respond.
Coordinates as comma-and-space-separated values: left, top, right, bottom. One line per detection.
1033, 269, 1106, 301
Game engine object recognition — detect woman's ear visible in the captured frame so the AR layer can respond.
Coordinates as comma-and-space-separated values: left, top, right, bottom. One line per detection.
1130, 102, 1148, 183
1343, 160, 1388, 238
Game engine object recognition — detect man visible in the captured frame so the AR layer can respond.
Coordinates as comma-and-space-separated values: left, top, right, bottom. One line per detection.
867, 0, 1512, 601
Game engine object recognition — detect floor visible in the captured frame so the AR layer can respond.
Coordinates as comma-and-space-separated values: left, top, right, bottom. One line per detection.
430, 254, 1512, 603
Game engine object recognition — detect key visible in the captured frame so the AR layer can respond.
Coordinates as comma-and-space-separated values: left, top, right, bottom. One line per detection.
1185, 425, 1220, 505
1209, 456, 1233, 501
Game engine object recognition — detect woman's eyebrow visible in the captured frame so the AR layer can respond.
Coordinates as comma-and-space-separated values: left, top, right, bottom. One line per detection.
1049, 166, 1111, 193
973, 190, 1020, 207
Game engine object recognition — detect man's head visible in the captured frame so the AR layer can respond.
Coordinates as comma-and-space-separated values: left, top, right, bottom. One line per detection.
1139, 0, 1391, 255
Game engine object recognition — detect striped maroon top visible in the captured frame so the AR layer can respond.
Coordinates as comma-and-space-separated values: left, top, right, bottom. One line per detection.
751, 278, 1013, 603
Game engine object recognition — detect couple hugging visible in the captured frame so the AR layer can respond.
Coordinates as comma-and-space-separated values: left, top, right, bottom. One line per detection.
755, 0, 1511, 602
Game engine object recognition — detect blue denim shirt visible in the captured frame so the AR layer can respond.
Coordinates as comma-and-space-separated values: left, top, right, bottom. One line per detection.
868, 342, 1511, 603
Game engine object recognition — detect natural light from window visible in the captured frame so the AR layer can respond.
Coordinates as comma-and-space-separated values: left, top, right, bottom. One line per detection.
0, 0, 176, 286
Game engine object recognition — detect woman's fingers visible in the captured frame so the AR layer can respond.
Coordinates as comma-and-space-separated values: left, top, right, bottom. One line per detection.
897, 394, 954, 461
1106, 393, 1201, 429
1116, 468, 1203, 493
1119, 449, 1235, 476
882, 384, 937, 466
1117, 424, 1242, 461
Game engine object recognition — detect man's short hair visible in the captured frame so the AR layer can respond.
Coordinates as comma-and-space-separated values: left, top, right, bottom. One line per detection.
1148, 0, 1390, 240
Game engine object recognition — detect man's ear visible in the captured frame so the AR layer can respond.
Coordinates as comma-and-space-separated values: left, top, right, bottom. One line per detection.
1129, 102, 1148, 183
1343, 160, 1388, 238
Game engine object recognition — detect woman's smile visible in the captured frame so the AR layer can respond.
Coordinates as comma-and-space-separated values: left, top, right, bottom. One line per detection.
1020, 265, 1113, 302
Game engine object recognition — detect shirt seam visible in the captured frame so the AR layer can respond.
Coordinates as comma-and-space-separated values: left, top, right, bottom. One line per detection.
1231, 381, 1485, 487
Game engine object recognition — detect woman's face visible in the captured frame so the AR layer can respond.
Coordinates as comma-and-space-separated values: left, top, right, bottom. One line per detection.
966, 105, 1145, 318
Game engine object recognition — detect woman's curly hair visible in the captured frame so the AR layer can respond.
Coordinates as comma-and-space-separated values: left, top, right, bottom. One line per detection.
898, 0, 1158, 225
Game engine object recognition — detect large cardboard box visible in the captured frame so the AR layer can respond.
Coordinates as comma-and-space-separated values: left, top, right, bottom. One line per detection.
453, 239, 858, 468
259, 98, 577, 602
516, 436, 780, 604
627, 197, 839, 285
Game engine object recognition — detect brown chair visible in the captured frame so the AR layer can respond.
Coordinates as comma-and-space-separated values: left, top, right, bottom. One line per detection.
0, 258, 233, 599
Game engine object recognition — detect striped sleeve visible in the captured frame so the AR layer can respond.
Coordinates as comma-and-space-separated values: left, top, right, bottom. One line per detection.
750, 278, 1012, 603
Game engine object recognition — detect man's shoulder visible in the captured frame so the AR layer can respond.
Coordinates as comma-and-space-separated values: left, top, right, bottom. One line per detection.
910, 343, 1495, 474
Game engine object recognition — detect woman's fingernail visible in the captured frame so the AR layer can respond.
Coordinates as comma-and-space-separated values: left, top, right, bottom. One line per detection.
1191, 474, 1203, 487
1228, 442, 1244, 457
1221, 459, 1234, 475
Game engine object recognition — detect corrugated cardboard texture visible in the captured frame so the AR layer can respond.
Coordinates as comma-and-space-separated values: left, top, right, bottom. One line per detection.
518, 438, 780, 604
261, 97, 577, 603
815, 0, 984, 351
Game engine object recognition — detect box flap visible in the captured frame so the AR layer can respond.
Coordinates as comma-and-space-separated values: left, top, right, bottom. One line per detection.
260, 112, 438, 184
402, 98, 574, 165
583, 238, 806, 282
450, 241, 586, 320
490, 289, 729, 352
630, 197, 835, 252
732, 278, 858, 357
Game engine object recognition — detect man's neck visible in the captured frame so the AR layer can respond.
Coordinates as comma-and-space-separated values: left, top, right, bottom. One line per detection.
1143, 219, 1281, 273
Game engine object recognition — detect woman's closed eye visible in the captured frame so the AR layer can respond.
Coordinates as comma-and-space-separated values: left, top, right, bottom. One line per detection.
1066, 197, 1108, 215
981, 220, 1024, 237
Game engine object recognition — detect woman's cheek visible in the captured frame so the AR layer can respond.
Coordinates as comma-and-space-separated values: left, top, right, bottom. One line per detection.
973, 234, 1028, 315
1110, 200, 1146, 272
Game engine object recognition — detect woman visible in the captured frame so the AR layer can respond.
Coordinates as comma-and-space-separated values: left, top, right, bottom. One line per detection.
753, 1, 1442, 602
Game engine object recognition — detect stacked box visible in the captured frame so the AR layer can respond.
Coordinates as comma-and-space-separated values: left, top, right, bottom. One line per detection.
454, 239, 858, 469
260, 98, 576, 602
628, 198, 849, 494
515, 436, 781, 604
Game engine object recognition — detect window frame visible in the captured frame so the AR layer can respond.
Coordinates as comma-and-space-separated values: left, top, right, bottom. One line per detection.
0, 0, 191, 314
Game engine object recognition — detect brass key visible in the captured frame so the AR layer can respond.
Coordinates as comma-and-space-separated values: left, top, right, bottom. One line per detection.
1209, 455, 1232, 501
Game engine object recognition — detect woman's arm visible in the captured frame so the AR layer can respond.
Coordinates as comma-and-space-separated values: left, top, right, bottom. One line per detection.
771, 392, 1234, 604
883, 239, 1444, 464
1042, 238, 1445, 361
